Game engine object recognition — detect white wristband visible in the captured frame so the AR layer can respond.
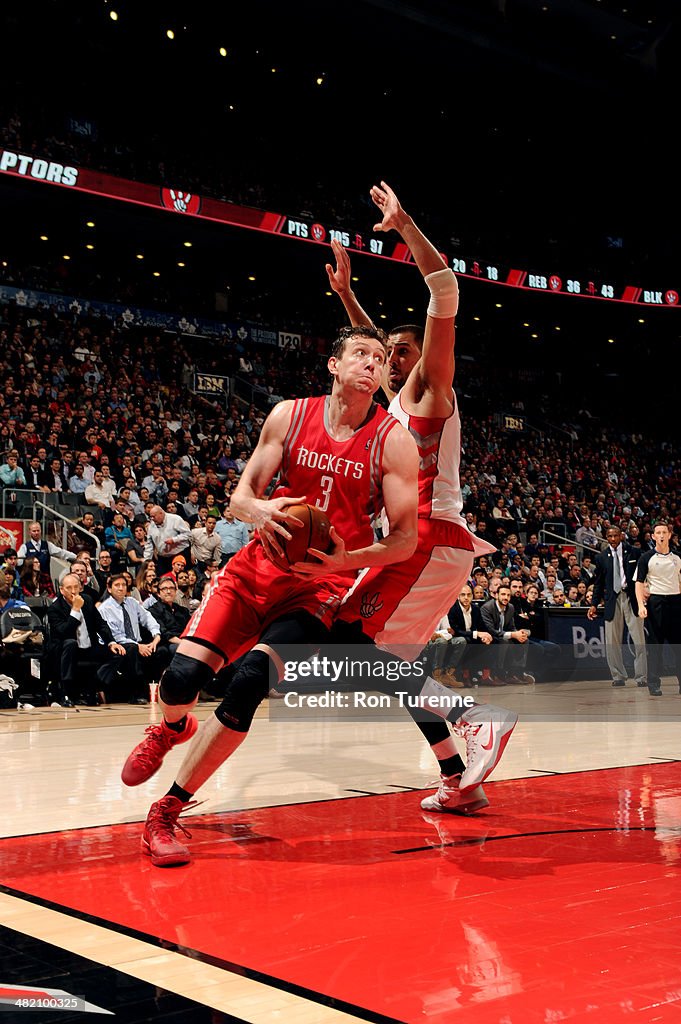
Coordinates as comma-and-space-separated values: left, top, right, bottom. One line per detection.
426, 268, 459, 319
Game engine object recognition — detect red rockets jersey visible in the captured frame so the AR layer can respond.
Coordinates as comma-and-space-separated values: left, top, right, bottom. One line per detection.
274, 395, 398, 561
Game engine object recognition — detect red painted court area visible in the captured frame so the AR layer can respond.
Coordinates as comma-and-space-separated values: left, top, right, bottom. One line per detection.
3, 765, 681, 1024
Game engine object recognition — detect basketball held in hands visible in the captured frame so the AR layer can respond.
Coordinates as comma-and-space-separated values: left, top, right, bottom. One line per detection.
269, 503, 333, 571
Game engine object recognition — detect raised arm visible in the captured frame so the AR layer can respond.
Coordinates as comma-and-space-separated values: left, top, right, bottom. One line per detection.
371, 181, 457, 399
325, 239, 374, 328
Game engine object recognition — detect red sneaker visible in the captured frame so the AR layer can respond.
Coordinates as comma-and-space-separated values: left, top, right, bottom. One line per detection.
141, 796, 194, 867
121, 713, 198, 786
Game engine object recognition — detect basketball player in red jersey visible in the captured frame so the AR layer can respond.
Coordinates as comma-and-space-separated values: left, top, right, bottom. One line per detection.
326, 182, 518, 814
123, 325, 420, 865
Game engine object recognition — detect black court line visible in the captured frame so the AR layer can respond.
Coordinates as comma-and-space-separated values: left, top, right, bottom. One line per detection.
527, 769, 563, 774
393, 826, 658, 855
649, 756, 681, 762
0, 889, 407, 1024
0, 758, 676, 843
0, 923, 249, 1024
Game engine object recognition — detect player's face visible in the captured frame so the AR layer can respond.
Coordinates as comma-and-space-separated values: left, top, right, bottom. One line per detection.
386, 331, 421, 390
331, 338, 386, 395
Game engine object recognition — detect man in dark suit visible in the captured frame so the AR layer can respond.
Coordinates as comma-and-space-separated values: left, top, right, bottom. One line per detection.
588, 524, 646, 688
480, 581, 534, 684
44, 457, 69, 493
148, 577, 190, 655
47, 572, 127, 705
447, 584, 495, 683
23, 455, 52, 491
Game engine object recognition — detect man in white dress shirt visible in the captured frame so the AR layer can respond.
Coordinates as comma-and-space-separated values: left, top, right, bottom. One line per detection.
143, 506, 192, 575
99, 574, 168, 702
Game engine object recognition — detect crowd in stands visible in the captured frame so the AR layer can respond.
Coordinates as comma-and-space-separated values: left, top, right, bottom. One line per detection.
1, 277, 680, 704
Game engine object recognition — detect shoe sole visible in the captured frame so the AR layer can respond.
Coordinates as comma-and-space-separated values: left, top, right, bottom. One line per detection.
141, 836, 191, 867
460, 714, 518, 795
420, 794, 490, 815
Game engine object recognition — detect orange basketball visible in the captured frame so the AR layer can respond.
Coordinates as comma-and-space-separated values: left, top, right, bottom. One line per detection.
270, 503, 332, 571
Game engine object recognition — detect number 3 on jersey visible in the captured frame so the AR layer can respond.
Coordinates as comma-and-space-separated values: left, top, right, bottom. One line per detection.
316, 475, 333, 513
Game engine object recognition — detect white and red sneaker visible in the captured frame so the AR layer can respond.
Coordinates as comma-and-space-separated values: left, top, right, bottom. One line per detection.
122, 714, 198, 786
420, 773, 489, 814
454, 703, 518, 794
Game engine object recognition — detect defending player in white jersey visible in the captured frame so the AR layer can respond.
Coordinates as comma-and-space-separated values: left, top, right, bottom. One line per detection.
325, 181, 517, 813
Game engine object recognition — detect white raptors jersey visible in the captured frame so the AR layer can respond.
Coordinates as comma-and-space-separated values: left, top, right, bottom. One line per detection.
388, 390, 465, 525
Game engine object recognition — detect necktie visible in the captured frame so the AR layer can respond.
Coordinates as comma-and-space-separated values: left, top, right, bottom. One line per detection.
121, 602, 137, 640
613, 550, 621, 594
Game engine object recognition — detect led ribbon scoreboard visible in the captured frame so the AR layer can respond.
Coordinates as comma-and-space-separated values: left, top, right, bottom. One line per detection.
1, 147, 677, 308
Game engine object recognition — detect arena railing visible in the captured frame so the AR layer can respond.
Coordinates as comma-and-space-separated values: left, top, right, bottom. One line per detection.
34, 500, 101, 560
539, 527, 604, 556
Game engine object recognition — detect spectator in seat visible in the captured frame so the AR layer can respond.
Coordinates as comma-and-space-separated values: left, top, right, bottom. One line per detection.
480, 581, 534, 685
85, 469, 113, 511
20, 556, 55, 600
447, 583, 494, 684
68, 463, 89, 495
69, 558, 101, 603
0, 573, 31, 690
46, 572, 126, 706
104, 512, 134, 572
174, 569, 199, 612
24, 454, 51, 491
148, 577, 190, 656
74, 510, 105, 556
215, 504, 250, 566
143, 505, 191, 575
0, 550, 22, 599
98, 573, 167, 704
93, 548, 113, 596
45, 457, 68, 493
135, 561, 158, 605
190, 513, 222, 572
0, 453, 26, 488
523, 582, 561, 679
126, 523, 148, 569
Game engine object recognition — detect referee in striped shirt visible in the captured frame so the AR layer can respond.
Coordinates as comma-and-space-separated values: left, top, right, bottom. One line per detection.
634, 522, 681, 696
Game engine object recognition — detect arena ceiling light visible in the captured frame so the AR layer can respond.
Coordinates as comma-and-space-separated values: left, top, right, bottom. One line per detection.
166, 29, 175, 40
219, 47, 227, 57
109, 10, 118, 21
183, 241, 192, 247
40, 235, 48, 241
86, 221, 95, 228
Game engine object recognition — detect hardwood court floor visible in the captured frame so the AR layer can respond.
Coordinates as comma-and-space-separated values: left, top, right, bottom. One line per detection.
1, 680, 680, 1023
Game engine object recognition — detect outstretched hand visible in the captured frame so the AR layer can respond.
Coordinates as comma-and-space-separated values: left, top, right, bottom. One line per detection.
370, 180, 405, 233
325, 239, 351, 294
